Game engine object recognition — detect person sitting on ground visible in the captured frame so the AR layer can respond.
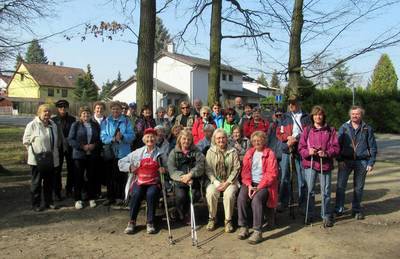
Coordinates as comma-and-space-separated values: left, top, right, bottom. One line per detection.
223, 108, 238, 136
298, 105, 340, 227
167, 129, 205, 223
119, 128, 168, 235
174, 101, 195, 129
192, 106, 216, 145
211, 101, 224, 128
196, 124, 215, 155
205, 129, 240, 233
68, 106, 101, 209
243, 107, 269, 139
228, 125, 250, 161
237, 131, 278, 244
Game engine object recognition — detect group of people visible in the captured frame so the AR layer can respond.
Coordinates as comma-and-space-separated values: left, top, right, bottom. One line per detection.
22, 95, 377, 244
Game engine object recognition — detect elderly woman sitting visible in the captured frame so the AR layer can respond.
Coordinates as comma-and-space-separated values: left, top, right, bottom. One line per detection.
205, 129, 241, 233
167, 129, 205, 223
118, 128, 167, 235
237, 131, 278, 244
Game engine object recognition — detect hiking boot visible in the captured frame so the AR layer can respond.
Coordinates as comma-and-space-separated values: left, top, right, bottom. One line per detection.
206, 218, 216, 231
146, 224, 156, 234
75, 200, 83, 210
237, 227, 249, 240
323, 217, 334, 228
353, 212, 365, 220
124, 221, 135, 234
224, 220, 234, 233
248, 230, 262, 245
89, 200, 97, 208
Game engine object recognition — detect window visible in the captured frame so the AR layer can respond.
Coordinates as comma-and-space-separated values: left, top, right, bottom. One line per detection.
56, 89, 60, 94
222, 73, 227, 81
48, 88, 54, 97
228, 74, 233, 81
62, 89, 68, 97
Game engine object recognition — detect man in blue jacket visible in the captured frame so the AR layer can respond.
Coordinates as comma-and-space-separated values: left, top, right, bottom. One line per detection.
335, 106, 377, 220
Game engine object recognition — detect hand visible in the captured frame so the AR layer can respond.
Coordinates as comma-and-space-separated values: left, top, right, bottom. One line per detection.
115, 131, 123, 142
287, 136, 297, 147
180, 173, 192, 184
309, 148, 317, 156
88, 144, 95, 151
129, 164, 138, 173
366, 165, 373, 173
159, 167, 166, 174
82, 144, 89, 151
248, 186, 257, 199
317, 150, 326, 157
217, 181, 230, 192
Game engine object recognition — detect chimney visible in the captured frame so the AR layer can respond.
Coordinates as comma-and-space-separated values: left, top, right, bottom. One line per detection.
51, 62, 56, 66
167, 42, 174, 53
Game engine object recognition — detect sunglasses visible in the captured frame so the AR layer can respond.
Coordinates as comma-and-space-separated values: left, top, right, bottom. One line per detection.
202, 112, 210, 115
226, 113, 234, 116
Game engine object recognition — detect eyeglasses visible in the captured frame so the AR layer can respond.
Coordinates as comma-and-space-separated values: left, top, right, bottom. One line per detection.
226, 113, 234, 116
181, 106, 190, 110
202, 112, 210, 115
275, 114, 282, 117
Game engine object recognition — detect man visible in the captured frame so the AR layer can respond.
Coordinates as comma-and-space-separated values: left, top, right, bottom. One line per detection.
192, 99, 203, 119
239, 103, 252, 128
335, 106, 377, 220
233, 97, 244, 123
174, 100, 195, 129
276, 96, 311, 212
52, 99, 76, 199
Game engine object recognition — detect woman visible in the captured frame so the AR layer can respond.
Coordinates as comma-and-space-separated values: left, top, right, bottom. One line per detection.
165, 104, 176, 125
228, 125, 250, 160
243, 107, 269, 139
155, 107, 171, 131
119, 128, 167, 234
23, 104, 60, 211
167, 129, 205, 223
100, 101, 135, 206
298, 105, 339, 227
168, 124, 183, 153
205, 129, 240, 233
237, 131, 278, 244
92, 101, 107, 198
192, 106, 216, 145
222, 108, 237, 136
68, 106, 101, 209
133, 105, 156, 149
211, 101, 224, 128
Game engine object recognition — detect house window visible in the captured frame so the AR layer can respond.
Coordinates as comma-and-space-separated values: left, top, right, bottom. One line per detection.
222, 73, 227, 81
48, 88, 54, 97
56, 89, 60, 94
229, 74, 233, 81
62, 89, 68, 97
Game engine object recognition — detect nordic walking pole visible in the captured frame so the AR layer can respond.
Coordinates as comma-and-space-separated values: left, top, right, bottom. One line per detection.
289, 149, 296, 219
158, 156, 174, 245
320, 156, 326, 228
305, 155, 313, 225
189, 182, 198, 247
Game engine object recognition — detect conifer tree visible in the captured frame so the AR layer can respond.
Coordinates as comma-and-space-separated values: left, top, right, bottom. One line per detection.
370, 54, 398, 93
25, 39, 48, 64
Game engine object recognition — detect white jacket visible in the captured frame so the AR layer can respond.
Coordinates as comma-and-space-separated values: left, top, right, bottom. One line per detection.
23, 117, 60, 167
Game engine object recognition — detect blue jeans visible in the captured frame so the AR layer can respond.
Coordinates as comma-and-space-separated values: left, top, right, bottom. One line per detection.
335, 160, 368, 213
129, 184, 160, 224
305, 168, 332, 219
280, 153, 306, 207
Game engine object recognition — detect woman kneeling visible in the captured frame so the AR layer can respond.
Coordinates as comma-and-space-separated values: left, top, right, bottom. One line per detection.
237, 131, 278, 244
205, 129, 240, 232
119, 128, 167, 234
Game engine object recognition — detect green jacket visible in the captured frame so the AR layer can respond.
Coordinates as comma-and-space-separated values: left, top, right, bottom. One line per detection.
205, 145, 241, 184
167, 145, 205, 181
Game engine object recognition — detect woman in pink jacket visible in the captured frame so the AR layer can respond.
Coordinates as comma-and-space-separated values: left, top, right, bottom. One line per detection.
298, 105, 340, 227
237, 131, 278, 244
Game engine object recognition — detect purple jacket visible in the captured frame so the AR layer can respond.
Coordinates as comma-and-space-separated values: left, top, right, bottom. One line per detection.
298, 125, 340, 172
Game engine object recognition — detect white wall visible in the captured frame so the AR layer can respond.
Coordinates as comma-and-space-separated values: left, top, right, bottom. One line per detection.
0, 79, 7, 91
220, 72, 242, 92
243, 81, 277, 97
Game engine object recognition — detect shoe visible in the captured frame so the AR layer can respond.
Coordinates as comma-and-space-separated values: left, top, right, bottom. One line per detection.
224, 220, 234, 233
124, 221, 135, 234
45, 204, 59, 210
32, 206, 42, 212
75, 200, 83, 210
323, 217, 334, 228
305, 216, 314, 225
102, 199, 114, 206
353, 212, 365, 220
206, 218, 216, 231
237, 227, 249, 240
146, 224, 156, 234
248, 230, 262, 245
89, 200, 97, 208
184, 213, 191, 226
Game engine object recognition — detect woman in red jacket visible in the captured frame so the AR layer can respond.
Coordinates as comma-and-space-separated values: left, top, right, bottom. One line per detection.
242, 107, 269, 139
192, 106, 216, 144
237, 131, 278, 244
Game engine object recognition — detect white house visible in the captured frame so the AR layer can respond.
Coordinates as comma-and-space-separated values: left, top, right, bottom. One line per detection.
0, 74, 11, 96
242, 75, 280, 97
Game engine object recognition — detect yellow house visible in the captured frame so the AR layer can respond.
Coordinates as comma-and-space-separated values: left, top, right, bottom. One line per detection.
7, 62, 85, 103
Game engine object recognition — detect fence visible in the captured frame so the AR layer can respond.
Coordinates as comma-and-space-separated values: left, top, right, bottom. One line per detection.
0, 106, 12, 115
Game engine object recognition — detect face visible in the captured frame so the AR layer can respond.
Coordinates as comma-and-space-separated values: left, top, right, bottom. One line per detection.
289, 102, 298, 112
57, 107, 67, 117
232, 128, 241, 140
201, 110, 210, 119
142, 108, 152, 117
167, 108, 174, 117
181, 104, 190, 115
40, 108, 51, 121
251, 136, 265, 151
157, 110, 166, 118
226, 113, 234, 123
94, 105, 104, 116
80, 111, 91, 122
121, 106, 128, 115
274, 113, 282, 121
235, 97, 242, 107
129, 107, 136, 116
143, 134, 156, 148
111, 106, 122, 118
194, 100, 202, 110
156, 129, 165, 141
313, 111, 324, 125
214, 131, 227, 149
204, 130, 214, 139
253, 111, 261, 120
173, 127, 182, 137
244, 106, 252, 115
350, 109, 362, 124
180, 135, 192, 150
212, 105, 221, 114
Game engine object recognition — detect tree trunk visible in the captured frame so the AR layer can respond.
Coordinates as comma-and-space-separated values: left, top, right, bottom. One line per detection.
288, 0, 303, 97
136, 0, 156, 112
208, 0, 222, 106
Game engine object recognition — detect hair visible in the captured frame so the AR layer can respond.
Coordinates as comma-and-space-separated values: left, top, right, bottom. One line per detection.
200, 106, 211, 115
349, 105, 365, 117
93, 101, 106, 110
310, 105, 326, 125
109, 101, 122, 109
37, 104, 51, 116
176, 129, 194, 149
156, 106, 166, 113
212, 101, 222, 108
225, 107, 236, 115
120, 102, 129, 109
250, 130, 267, 143
203, 124, 215, 133
211, 128, 228, 146
253, 107, 262, 113
140, 104, 152, 117
231, 125, 242, 135
180, 100, 190, 108
154, 125, 165, 132
244, 103, 252, 109
79, 106, 91, 117
167, 104, 176, 115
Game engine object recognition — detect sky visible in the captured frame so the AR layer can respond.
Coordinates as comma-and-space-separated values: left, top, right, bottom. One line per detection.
5, 0, 400, 88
